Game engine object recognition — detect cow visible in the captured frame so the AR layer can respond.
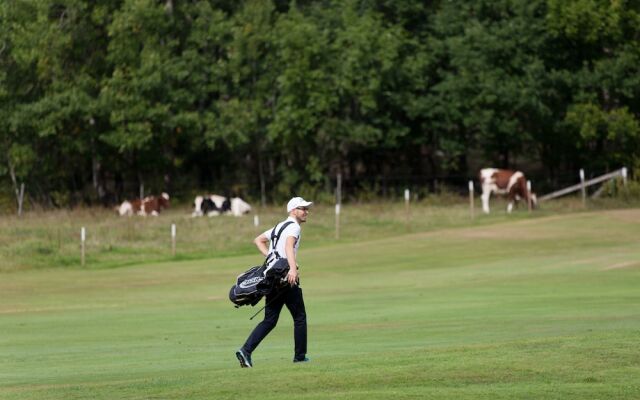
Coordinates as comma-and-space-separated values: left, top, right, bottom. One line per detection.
192, 194, 232, 217
117, 198, 142, 216
118, 193, 170, 216
479, 168, 537, 214
230, 197, 251, 216
210, 195, 232, 214
192, 195, 251, 217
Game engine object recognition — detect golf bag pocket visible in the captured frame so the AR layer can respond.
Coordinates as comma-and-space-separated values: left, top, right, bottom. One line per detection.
229, 259, 290, 308
229, 265, 267, 307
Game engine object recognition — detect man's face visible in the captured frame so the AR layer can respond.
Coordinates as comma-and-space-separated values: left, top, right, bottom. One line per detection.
293, 206, 309, 223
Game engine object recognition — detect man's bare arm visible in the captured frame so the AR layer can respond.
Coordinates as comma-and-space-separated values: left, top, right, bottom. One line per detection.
285, 236, 298, 286
254, 234, 269, 257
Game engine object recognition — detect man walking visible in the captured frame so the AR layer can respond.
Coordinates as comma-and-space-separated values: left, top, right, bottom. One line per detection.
236, 196, 313, 368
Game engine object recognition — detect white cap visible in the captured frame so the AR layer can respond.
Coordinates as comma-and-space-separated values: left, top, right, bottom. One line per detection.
287, 197, 313, 212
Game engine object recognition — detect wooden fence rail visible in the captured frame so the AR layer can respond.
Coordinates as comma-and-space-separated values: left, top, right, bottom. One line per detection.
539, 168, 627, 202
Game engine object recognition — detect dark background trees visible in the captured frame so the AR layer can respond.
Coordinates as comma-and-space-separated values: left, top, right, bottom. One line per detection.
1, 0, 638, 209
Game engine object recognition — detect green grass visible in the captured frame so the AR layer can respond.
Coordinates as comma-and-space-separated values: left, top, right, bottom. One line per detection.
1, 208, 639, 399
1, 195, 638, 271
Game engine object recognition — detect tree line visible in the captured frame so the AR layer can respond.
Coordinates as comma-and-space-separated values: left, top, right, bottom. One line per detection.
1, 0, 639, 209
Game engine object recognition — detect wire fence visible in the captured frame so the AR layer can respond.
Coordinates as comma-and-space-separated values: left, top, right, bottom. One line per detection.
0, 166, 634, 215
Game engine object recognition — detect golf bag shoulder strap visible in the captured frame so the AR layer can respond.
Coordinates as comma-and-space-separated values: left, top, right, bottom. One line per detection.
271, 221, 294, 246
265, 221, 294, 264
229, 222, 294, 308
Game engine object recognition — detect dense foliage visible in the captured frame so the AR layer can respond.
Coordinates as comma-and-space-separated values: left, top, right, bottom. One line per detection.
1, 0, 639, 208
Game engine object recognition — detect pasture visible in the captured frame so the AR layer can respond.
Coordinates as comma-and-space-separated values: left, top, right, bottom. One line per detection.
1, 206, 640, 399
1, 195, 634, 272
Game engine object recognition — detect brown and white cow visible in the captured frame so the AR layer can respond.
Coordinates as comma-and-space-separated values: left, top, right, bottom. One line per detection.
118, 193, 170, 216
479, 169, 537, 214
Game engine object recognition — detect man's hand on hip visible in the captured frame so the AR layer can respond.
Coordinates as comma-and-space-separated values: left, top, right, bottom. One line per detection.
287, 269, 299, 286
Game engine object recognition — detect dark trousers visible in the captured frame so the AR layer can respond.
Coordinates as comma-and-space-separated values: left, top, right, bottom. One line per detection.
241, 285, 307, 360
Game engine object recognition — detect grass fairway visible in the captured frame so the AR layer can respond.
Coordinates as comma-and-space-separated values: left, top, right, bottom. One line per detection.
1, 209, 639, 399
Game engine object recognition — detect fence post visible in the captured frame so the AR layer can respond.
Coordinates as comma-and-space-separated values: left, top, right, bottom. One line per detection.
579, 169, 586, 207
171, 223, 176, 256
468, 181, 474, 219
527, 180, 532, 212
140, 183, 144, 200
81, 227, 86, 267
335, 173, 342, 240
621, 167, 628, 187
404, 188, 410, 230
17, 183, 24, 217
253, 215, 259, 227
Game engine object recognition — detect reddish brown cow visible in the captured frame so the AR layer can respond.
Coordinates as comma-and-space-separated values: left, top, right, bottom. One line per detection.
479, 168, 536, 213
117, 193, 170, 216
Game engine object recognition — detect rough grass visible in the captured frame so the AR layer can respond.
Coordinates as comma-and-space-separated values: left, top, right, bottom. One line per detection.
1, 195, 638, 271
1, 208, 639, 399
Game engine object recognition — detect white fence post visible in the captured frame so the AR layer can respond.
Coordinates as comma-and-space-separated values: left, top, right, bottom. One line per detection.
253, 215, 259, 227
335, 203, 341, 240
335, 173, 342, 240
81, 227, 86, 267
579, 169, 586, 206
171, 223, 176, 256
17, 183, 24, 217
622, 167, 628, 186
404, 188, 410, 229
468, 181, 474, 219
527, 180, 532, 212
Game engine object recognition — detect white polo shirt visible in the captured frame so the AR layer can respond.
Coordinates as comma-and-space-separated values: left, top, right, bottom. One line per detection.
263, 217, 301, 266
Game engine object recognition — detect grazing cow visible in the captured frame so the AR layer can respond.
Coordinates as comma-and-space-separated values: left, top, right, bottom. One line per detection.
192, 195, 251, 217
210, 195, 232, 214
118, 193, 170, 216
117, 198, 142, 216
479, 168, 537, 214
141, 193, 170, 216
230, 197, 251, 216
192, 194, 233, 217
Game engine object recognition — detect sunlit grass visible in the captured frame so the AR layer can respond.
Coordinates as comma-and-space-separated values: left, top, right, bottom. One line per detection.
1, 209, 639, 399
1, 195, 638, 271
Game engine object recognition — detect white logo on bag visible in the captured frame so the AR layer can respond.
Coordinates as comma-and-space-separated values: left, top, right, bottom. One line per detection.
239, 277, 262, 289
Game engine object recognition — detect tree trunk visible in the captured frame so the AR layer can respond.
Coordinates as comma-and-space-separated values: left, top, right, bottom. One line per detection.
92, 155, 106, 205
258, 152, 266, 207
7, 157, 23, 214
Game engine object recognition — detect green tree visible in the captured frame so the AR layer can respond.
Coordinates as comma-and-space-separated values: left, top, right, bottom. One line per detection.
204, 0, 279, 201
267, 0, 413, 195
547, 0, 640, 172
1, 0, 126, 206
427, 0, 556, 171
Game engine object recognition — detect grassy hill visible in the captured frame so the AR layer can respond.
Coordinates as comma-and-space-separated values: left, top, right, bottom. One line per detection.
1, 208, 639, 399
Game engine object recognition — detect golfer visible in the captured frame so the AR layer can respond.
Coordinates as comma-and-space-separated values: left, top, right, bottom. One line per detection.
235, 196, 312, 368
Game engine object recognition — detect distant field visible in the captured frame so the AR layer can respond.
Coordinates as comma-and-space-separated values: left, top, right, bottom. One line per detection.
1, 195, 637, 271
1, 208, 639, 399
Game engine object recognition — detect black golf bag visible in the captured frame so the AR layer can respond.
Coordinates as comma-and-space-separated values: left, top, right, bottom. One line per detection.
228, 258, 290, 307
228, 221, 293, 307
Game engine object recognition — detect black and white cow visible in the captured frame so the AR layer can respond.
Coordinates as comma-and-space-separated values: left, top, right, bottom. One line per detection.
229, 197, 251, 216
479, 168, 537, 214
193, 195, 249, 217
193, 195, 229, 217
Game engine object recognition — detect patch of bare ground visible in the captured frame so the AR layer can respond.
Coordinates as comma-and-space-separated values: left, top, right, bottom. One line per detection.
444, 208, 640, 241
602, 261, 640, 271
600, 208, 640, 223
453, 227, 552, 240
